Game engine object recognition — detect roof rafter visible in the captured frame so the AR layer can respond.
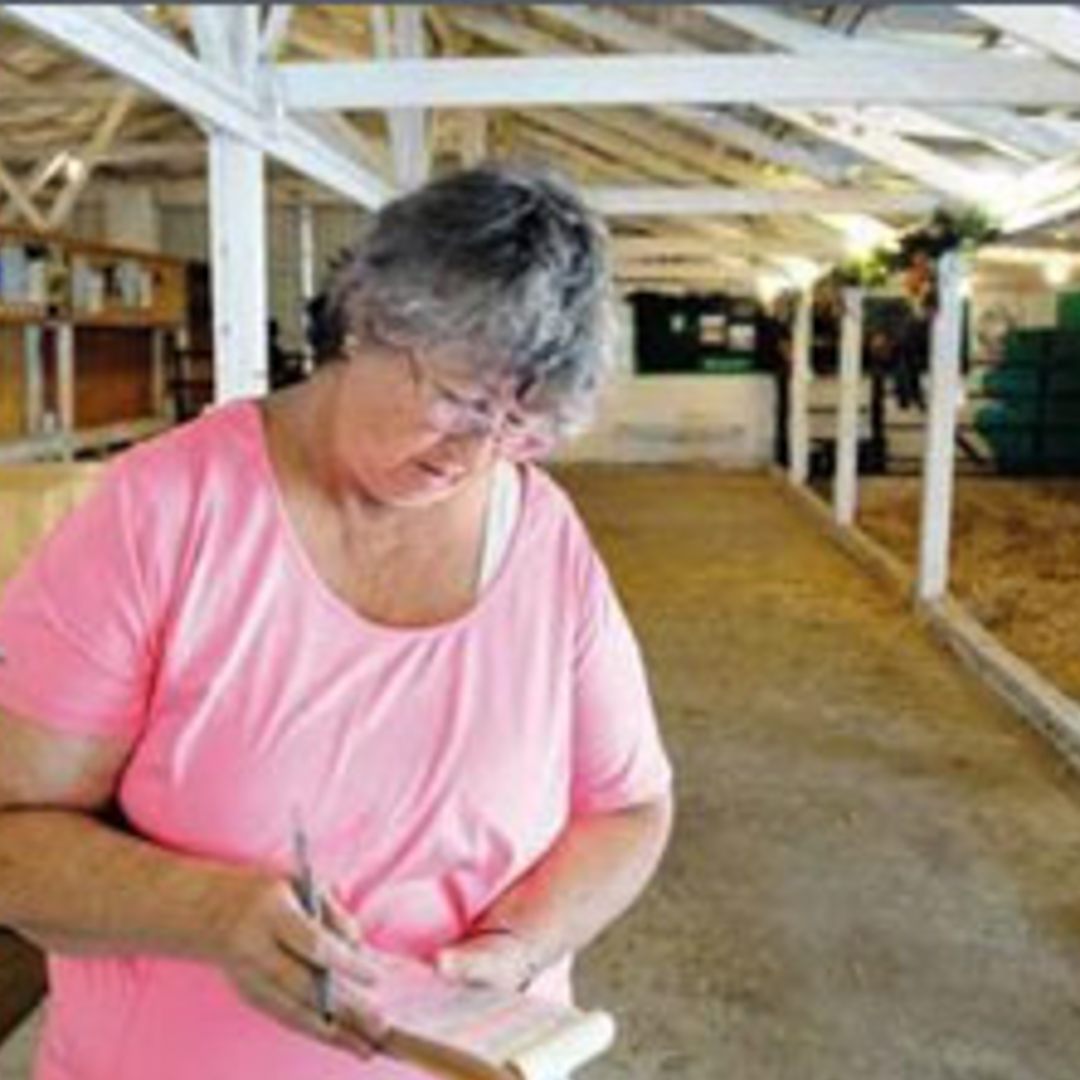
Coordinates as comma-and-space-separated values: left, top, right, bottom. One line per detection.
698, 4, 1075, 161
3, 5, 394, 209
276, 53, 1080, 111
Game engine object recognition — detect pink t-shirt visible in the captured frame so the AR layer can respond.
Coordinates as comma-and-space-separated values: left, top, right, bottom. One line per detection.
0, 400, 672, 1080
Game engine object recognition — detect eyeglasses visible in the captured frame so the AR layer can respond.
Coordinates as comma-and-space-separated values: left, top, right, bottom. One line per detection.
403, 349, 557, 460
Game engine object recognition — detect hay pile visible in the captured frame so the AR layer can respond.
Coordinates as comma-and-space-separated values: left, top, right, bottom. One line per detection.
859, 477, 1080, 702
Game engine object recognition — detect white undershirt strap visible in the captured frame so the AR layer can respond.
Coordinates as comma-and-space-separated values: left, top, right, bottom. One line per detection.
478, 460, 522, 589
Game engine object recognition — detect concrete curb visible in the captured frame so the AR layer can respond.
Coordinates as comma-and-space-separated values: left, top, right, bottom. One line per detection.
772, 468, 1080, 773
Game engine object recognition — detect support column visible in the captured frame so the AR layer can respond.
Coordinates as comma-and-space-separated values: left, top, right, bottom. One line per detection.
55, 322, 75, 461
788, 289, 813, 485
918, 251, 966, 602
834, 287, 864, 526
298, 201, 316, 372
208, 130, 268, 402
22, 325, 44, 435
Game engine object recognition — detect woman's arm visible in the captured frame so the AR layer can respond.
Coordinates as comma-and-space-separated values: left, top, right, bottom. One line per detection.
436, 792, 674, 989
0, 707, 384, 1057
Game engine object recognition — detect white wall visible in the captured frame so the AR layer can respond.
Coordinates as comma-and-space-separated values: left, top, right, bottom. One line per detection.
158, 203, 369, 353
559, 373, 776, 467
103, 185, 161, 251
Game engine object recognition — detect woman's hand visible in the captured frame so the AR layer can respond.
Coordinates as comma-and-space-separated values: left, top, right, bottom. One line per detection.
434, 927, 538, 993
207, 873, 389, 1058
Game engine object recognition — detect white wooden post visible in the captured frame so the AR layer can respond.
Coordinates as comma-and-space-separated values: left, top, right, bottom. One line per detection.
194, 9, 270, 403
298, 201, 316, 372
372, 6, 431, 189
22, 325, 44, 435
918, 251, 966, 602
208, 131, 268, 402
834, 287, 864, 526
55, 322, 75, 460
788, 288, 812, 484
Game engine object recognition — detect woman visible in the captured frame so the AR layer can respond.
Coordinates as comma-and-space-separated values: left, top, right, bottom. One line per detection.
0, 163, 673, 1080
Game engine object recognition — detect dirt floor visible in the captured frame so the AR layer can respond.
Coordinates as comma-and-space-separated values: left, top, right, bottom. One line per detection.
558, 468, 1080, 1080
4, 470, 1080, 1080
859, 477, 1080, 702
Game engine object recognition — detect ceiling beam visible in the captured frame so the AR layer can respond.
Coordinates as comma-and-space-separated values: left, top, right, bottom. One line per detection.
276, 53, 1080, 111
531, 6, 987, 203
3, 5, 393, 209
371, 6, 430, 189
455, 7, 857, 185
0, 78, 139, 103
587, 187, 942, 217
958, 6, 1080, 69
703, 5, 1077, 161
259, 6, 293, 62
0, 151, 66, 226
47, 88, 137, 228
0, 141, 205, 167
0, 159, 47, 229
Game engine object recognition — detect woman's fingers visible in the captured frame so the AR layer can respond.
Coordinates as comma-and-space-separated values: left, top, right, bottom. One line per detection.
214, 874, 389, 1060
273, 896, 378, 985
234, 945, 384, 1059
322, 890, 362, 945
436, 932, 536, 992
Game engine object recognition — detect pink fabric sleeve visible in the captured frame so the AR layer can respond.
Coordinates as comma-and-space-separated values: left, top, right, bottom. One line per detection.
571, 549, 673, 816
0, 457, 157, 740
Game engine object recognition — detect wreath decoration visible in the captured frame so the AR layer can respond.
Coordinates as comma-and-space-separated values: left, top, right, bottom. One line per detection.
820, 207, 1000, 313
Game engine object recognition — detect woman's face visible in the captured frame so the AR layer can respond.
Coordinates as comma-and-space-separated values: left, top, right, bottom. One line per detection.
328, 340, 553, 509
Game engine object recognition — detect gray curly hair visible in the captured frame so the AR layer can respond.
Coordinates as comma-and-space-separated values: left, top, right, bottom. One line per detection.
308, 162, 614, 435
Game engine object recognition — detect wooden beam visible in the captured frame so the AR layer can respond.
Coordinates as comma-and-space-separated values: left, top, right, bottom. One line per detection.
702, 5, 1071, 161
371, 6, 430, 189
6, 6, 393, 209
530, 6, 861, 182
788, 290, 813, 485
190, 9, 271, 401
529, 5, 986, 205
298, 200, 316, 365
518, 110, 847, 255
833, 288, 863, 527
0, 152, 65, 226
959, 5, 1080, 68
209, 131, 269, 400
278, 53, 1080, 110
0, 159, 46, 229
917, 252, 966, 602
587, 186, 941, 217
259, 5, 294, 61
47, 88, 137, 229
692, 6, 1017, 198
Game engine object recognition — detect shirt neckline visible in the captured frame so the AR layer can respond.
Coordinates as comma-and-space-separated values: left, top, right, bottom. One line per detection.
239, 398, 531, 640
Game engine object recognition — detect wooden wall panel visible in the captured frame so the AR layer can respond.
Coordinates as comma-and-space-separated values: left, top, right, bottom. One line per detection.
0, 328, 26, 439
73, 328, 154, 428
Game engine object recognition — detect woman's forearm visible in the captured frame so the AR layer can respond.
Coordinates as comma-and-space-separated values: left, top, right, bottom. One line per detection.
477, 794, 674, 971
0, 809, 255, 960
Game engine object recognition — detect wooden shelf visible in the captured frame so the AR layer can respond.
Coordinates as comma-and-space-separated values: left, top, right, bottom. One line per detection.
73, 311, 181, 330
1, 226, 187, 330
0, 305, 50, 327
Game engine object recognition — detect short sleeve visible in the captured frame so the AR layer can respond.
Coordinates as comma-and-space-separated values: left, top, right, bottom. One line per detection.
571, 549, 673, 816
0, 456, 157, 741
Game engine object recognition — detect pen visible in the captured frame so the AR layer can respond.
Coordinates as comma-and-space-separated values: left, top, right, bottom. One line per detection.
291, 813, 335, 1023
